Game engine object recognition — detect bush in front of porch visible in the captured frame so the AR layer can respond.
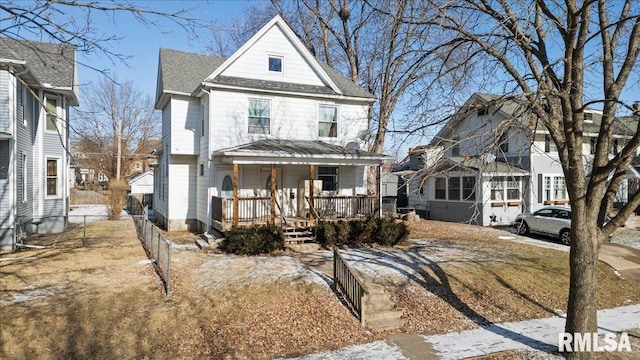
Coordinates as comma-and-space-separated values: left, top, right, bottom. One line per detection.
220, 225, 285, 255
316, 217, 409, 248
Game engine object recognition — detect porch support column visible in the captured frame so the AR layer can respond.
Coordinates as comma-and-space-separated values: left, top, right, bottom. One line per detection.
270, 164, 276, 224
309, 164, 315, 225
377, 164, 382, 218
233, 163, 239, 227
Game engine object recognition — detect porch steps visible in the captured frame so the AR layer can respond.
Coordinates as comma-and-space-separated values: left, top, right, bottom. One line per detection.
283, 226, 315, 244
362, 282, 406, 332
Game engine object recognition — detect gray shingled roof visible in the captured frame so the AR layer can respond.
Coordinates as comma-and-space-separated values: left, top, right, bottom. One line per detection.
156, 48, 374, 102
0, 37, 75, 89
217, 139, 386, 159
157, 48, 224, 96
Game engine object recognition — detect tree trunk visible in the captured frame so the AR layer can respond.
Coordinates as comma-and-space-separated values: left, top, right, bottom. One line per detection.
564, 215, 600, 359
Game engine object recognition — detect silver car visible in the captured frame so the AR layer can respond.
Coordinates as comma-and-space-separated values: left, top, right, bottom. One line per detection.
513, 206, 572, 245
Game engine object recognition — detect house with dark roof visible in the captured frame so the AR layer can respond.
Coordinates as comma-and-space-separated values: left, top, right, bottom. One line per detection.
403, 92, 639, 227
0, 38, 78, 250
154, 15, 389, 236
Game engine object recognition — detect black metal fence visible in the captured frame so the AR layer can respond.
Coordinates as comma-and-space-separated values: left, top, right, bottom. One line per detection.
129, 196, 172, 299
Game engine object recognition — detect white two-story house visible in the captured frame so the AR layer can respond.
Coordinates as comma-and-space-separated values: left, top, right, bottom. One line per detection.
154, 15, 389, 234
0, 38, 78, 250
405, 93, 637, 226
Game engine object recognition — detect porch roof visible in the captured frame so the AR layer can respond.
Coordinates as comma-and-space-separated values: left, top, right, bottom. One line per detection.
432, 156, 529, 176
212, 139, 390, 166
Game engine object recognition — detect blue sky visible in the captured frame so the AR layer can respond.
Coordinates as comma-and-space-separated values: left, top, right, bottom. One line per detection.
74, 0, 252, 102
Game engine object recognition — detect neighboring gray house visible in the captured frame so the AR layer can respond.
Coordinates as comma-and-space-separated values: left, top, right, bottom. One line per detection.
406, 93, 638, 226
0, 38, 78, 250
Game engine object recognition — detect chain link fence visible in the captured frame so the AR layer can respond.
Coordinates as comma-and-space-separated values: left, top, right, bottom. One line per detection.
129, 196, 172, 299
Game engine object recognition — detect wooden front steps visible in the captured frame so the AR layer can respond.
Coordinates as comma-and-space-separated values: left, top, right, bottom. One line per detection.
283, 218, 315, 244
362, 282, 405, 331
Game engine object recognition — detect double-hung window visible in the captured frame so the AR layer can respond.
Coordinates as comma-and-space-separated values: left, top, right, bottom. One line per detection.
318, 105, 338, 137
448, 177, 460, 200
491, 176, 504, 201
435, 178, 446, 199
45, 97, 58, 132
318, 167, 339, 192
554, 176, 567, 200
506, 177, 520, 200
248, 99, 270, 134
462, 176, 476, 200
46, 158, 58, 196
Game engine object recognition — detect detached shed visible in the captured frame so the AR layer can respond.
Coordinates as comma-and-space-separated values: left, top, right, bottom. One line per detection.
128, 171, 154, 209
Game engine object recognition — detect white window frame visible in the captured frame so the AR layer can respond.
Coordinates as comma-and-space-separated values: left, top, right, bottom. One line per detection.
248, 98, 271, 134
506, 177, 521, 200
45, 157, 60, 198
267, 54, 284, 74
490, 176, 504, 201
22, 153, 27, 202
317, 166, 339, 193
45, 95, 60, 133
17, 82, 27, 127
553, 176, 567, 200
318, 104, 338, 138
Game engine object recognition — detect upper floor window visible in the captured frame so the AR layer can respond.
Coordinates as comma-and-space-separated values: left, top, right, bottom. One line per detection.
498, 131, 509, 154
584, 112, 593, 122
451, 143, 460, 157
477, 108, 488, 116
268, 55, 283, 73
318, 105, 338, 137
45, 97, 58, 132
46, 158, 58, 196
248, 99, 270, 134
545, 134, 557, 153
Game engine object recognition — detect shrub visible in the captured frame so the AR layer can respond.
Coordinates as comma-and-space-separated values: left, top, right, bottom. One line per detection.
316, 221, 336, 248
220, 225, 285, 255
107, 179, 128, 220
315, 217, 409, 248
376, 217, 409, 246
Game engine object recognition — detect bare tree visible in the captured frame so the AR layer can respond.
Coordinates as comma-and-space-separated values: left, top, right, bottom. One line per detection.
394, 1, 640, 357
1, 0, 214, 77
73, 76, 158, 181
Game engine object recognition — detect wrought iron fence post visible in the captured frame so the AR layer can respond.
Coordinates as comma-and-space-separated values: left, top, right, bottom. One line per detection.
165, 243, 172, 300
82, 215, 87, 246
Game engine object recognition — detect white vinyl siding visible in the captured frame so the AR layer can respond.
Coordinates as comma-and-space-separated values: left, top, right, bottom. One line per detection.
221, 23, 325, 86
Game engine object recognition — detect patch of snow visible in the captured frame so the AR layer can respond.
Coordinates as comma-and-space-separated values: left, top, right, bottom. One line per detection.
498, 236, 516, 240
196, 254, 328, 289
282, 340, 407, 360
138, 259, 155, 265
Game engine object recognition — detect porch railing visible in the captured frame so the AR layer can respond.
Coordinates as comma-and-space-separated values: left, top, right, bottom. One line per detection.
212, 194, 380, 229
333, 247, 369, 323
212, 196, 272, 226
313, 195, 379, 219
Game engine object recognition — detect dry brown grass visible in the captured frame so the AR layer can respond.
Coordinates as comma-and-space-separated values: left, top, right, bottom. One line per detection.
1, 218, 639, 359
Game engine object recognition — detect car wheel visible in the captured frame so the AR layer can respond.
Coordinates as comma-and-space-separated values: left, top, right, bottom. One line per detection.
560, 229, 571, 245
516, 221, 529, 235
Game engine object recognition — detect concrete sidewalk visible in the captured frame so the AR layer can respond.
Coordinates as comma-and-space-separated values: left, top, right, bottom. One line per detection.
291, 304, 640, 359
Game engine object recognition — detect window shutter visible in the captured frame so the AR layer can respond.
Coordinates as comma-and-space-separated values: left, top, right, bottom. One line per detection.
537, 174, 543, 203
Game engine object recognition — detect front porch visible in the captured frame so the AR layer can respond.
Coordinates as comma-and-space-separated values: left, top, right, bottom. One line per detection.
209, 140, 390, 234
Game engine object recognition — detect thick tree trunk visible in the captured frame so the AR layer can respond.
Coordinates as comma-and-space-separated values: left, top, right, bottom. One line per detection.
564, 216, 600, 359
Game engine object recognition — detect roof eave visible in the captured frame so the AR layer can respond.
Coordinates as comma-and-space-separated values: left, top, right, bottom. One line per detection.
202, 81, 375, 102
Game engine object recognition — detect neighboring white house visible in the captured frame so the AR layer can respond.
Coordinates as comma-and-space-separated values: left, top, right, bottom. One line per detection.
406, 93, 639, 226
0, 38, 78, 250
154, 15, 389, 233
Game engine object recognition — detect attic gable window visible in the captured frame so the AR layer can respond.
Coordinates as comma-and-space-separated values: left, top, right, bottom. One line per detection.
268, 55, 283, 73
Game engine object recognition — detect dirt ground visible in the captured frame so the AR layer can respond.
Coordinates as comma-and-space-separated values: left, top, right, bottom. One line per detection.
1, 218, 640, 359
